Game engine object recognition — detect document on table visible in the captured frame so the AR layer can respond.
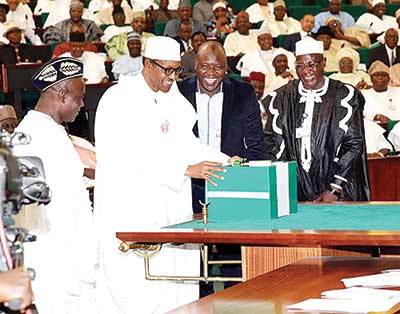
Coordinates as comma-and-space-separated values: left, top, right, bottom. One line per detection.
342, 272, 400, 288
287, 287, 400, 313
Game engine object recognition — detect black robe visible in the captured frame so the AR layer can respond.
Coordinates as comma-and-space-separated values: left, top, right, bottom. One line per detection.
262, 78, 371, 201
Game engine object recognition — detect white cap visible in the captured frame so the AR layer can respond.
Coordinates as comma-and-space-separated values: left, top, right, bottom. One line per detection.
370, 0, 384, 7
258, 25, 271, 36
272, 48, 290, 61
295, 36, 324, 56
144, 36, 181, 61
213, 1, 226, 11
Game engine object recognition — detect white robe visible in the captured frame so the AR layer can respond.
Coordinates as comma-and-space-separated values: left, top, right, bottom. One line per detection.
388, 122, 400, 151
6, 4, 42, 44
363, 118, 392, 153
12, 110, 95, 314
261, 16, 301, 38
94, 73, 228, 314
362, 87, 400, 121
245, 3, 273, 24
355, 12, 397, 34
223, 30, 259, 57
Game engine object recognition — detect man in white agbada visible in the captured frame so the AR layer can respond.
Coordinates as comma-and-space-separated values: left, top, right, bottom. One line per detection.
355, 0, 396, 34
94, 36, 232, 314
12, 57, 95, 314
388, 122, 400, 151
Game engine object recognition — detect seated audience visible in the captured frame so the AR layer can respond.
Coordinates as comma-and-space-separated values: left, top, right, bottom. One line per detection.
315, 25, 338, 72
264, 47, 297, 95
60, 32, 108, 84
112, 31, 143, 79
248, 71, 268, 128
237, 27, 275, 77
173, 20, 192, 53
223, 11, 258, 57
356, 0, 396, 35
148, 0, 178, 24
283, 14, 314, 52
206, 1, 234, 41
164, 0, 205, 37
0, 3, 9, 44
180, 31, 206, 79
0, 24, 42, 64
369, 28, 400, 69
192, 0, 213, 25
364, 118, 392, 157
313, 0, 355, 33
6, 0, 42, 44
88, 0, 130, 15
330, 47, 371, 89
105, 10, 154, 60
43, 0, 103, 43
326, 17, 371, 50
0, 104, 18, 134
101, 5, 133, 42
388, 122, 400, 151
52, 23, 98, 57
261, 0, 300, 38
41, 0, 96, 28
246, 0, 272, 24
363, 61, 400, 123
95, 0, 133, 25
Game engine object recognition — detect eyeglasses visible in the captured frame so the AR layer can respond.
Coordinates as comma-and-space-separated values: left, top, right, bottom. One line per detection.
294, 58, 324, 71
150, 59, 183, 76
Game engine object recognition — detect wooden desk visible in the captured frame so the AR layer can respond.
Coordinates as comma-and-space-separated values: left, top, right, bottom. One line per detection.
1, 63, 42, 117
117, 202, 400, 280
368, 156, 400, 201
165, 257, 400, 314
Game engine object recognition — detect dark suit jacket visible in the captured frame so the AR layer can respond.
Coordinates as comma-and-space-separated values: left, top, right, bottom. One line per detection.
172, 36, 189, 54
0, 44, 40, 65
368, 45, 400, 69
282, 32, 301, 53
177, 76, 267, 212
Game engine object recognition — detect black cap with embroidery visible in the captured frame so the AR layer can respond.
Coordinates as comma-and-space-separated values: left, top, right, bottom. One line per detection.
32, 57, 84, 92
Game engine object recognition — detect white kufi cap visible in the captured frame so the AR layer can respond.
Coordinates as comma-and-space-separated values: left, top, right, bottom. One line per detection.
144, 36, 181, 61
213, 1, 226, 11
295, 36, 324, 56
370, 0, 384, 7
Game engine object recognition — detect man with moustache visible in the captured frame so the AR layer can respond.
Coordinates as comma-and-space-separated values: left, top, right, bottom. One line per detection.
262, 37, 370, 202
95, 36, 234, 314
13, 57, 95, 313
178, 40, 266, 213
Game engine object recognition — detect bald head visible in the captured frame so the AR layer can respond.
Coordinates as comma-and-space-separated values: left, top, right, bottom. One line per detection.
195, 41, 227, 97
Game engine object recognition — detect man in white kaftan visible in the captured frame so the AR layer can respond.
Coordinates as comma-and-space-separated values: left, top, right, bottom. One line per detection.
94, 36, 230, 314
12, 57, 95, 314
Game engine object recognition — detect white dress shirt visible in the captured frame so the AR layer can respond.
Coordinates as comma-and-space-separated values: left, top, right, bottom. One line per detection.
195, 84, 224, 152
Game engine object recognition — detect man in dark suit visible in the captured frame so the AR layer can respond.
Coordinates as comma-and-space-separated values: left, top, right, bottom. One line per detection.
178, 41, 266, 294
283, 14, 314, 52
177, 40, 266, 212
368, 28, 400, 69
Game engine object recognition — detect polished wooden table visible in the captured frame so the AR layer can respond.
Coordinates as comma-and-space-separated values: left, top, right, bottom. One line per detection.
117, 203, 400, 280
165, 257, 400, 314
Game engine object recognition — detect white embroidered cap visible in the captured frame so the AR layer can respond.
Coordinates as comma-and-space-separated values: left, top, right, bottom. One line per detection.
144, 36, 181, 61
295, 36, 324, 56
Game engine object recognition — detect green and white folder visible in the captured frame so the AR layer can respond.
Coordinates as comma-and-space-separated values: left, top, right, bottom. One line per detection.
206, 161, 298, 221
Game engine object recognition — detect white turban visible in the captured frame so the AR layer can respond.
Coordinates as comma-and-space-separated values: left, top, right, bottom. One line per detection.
336, 47, 360, 72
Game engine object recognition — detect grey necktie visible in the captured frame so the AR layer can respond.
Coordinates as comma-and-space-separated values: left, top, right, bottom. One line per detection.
391, 50, 396, 67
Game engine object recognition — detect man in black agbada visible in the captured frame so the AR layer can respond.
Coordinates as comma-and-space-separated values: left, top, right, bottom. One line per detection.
262, 36, 370, 202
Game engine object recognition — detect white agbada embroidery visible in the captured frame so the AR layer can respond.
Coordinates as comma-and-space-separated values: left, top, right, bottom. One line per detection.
297, 78, 329, 172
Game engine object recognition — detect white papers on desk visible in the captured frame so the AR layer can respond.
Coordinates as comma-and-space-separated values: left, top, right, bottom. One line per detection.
342, 272, 400, 288
287, 297, 400, 313
287, 287, 400, 313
